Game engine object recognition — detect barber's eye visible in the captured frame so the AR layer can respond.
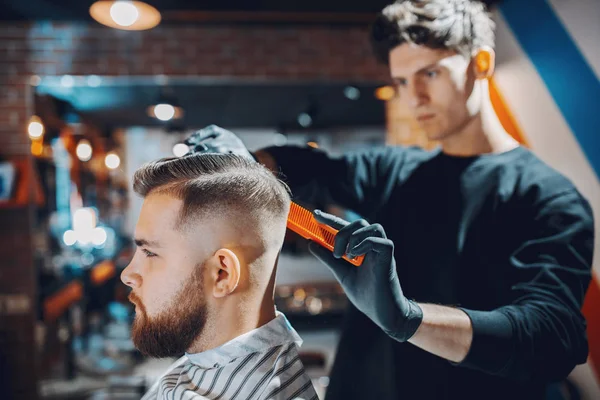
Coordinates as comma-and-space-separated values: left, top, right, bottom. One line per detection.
142, 249, 157, 258
426, 70, 439, 78
397, 78, 408, 86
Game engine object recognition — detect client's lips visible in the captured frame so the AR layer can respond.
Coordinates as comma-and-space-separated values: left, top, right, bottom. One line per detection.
128, 292, 141, 306
129, 293, 146, 315
417, 113, 436, 121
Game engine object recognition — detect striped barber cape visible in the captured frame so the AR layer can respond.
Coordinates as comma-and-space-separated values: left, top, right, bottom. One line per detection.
141, 312, 317, 400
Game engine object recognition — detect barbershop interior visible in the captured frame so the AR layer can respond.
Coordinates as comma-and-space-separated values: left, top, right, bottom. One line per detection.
1, 1, 599, 399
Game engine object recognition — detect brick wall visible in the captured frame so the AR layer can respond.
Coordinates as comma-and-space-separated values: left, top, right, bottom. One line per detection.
0, 210, 36, 399
0, 21, 38, 400
0, 20, 387, 398
1, 22, 387, 153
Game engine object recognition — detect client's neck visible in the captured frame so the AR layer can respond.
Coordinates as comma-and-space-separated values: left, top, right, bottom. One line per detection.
187, 298, 276, 354
188, 260, 280, 354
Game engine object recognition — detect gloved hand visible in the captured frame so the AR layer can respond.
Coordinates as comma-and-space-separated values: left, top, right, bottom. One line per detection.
308, 210, 423, 342
184, 125, 255, 161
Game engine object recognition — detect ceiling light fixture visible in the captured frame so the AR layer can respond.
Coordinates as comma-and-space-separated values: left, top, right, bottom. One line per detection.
147, 88, 184, 122
153, 104, 175, 121
90, 1, 161, 31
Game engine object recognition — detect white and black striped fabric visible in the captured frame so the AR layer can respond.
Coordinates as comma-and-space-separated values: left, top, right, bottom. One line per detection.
141, 312, 317, 400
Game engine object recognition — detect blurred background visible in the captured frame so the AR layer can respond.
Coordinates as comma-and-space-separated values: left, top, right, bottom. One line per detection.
0, 0, 599, 399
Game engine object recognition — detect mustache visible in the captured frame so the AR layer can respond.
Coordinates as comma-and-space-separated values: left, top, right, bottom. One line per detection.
128, 292, 146, 314
128, 292, 140, 304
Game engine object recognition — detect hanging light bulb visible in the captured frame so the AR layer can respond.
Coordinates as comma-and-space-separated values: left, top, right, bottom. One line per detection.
110, 1, 139, 27
76, 139, 93, 162
153, 104, 175, 121
28, 115, 44, 139
90, 1, 161, 31
147, 89, 184, 122
105, 152, 121, 169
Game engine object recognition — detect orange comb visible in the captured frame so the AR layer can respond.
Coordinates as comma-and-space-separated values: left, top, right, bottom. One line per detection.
287, 202, 365, 266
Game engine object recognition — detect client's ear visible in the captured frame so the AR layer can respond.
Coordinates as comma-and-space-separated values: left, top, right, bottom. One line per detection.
210, 248, 241, 298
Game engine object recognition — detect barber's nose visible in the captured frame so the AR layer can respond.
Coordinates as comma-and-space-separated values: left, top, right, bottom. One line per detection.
408, 81, 429, 109
121, 263, 142, 289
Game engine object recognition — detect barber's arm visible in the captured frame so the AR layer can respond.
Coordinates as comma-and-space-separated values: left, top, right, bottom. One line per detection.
307, 211, 470, 362
185, 125, 406, 216
455, 190, 593, 381
312, 192, 594, 381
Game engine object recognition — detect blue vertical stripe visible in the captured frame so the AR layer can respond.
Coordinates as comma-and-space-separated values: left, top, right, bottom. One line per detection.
500, 0, 600, 179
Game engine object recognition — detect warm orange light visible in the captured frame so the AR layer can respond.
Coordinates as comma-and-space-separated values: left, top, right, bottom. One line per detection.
307, 141, 319, 149
31, 140, 44, 156
90, 1, 161, 31
91, 261, 116, 286
375, 85, 396, 101
44, 281, 84, 322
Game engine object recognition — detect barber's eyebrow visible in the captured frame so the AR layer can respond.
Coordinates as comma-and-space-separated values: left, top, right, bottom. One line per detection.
416, 62, 440, 73
134, 238, 161, 248
392, 61, 440, 81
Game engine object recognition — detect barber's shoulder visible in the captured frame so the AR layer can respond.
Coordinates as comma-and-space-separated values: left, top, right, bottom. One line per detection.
514, 153, 589, 209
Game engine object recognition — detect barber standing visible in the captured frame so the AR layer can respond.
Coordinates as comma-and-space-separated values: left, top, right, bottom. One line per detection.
184, 1, 595, 399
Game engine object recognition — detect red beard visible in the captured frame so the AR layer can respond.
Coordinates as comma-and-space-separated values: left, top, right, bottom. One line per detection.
129, 264, 208, 358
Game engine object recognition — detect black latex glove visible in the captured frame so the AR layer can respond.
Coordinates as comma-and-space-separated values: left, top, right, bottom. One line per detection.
308, 210, 423, 342
184, 125, 255, 161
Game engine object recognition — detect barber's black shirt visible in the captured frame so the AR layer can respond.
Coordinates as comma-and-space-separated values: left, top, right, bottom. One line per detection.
265, 145, 594, 400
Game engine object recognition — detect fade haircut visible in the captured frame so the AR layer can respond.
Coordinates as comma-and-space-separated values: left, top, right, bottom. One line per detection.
132, 153, 291, 250
370, 0, 495, 64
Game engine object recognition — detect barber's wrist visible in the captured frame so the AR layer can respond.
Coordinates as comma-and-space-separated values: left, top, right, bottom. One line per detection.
385, 300, 423, 342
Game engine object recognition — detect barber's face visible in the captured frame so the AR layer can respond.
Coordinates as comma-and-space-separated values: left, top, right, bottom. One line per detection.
121, 193, 213, 358
389, 43, 478, 141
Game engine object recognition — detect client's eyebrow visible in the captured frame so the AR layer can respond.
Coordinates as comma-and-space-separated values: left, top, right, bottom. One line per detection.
134, 238, 161, 248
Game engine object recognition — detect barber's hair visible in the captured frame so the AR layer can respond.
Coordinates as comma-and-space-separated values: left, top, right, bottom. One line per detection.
133, 153, 291, 241
371, 0, 495, 64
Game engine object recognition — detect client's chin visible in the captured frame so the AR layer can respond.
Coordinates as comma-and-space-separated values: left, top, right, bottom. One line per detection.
131, 310, 207, 358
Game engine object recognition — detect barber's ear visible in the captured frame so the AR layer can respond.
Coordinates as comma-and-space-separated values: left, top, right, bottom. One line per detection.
473, 47, 495, 79
210, 248, 241, 298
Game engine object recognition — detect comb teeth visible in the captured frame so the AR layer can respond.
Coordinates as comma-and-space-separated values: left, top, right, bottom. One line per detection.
287, 203, 331, 244
287, 202, 364, 266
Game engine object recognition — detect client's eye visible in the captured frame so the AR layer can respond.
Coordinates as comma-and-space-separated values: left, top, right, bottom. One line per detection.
142, 249, 157, 258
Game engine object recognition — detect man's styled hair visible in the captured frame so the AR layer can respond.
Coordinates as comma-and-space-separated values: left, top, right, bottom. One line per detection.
133, 153, 291, 249
370, 0, 495, 64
